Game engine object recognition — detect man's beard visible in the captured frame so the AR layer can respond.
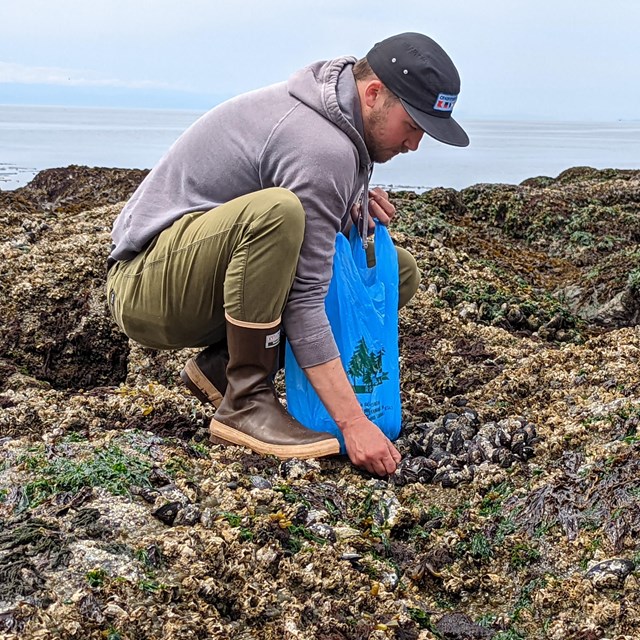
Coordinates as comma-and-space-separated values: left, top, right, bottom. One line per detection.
364, 107, 393, 164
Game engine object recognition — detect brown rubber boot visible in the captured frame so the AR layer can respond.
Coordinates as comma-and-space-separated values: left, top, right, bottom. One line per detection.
180, 337, 283, 408
210, 317, 340, 459
180, 340, 229, 408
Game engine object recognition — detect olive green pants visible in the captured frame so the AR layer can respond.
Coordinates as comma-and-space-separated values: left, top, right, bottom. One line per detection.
107, 188, 420, 350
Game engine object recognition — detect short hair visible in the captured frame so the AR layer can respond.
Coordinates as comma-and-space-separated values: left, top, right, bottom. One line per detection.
353, 57, 400, 105
353, 57, 376, 81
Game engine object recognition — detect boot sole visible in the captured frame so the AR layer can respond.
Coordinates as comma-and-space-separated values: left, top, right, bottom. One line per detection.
180, 359, 224, 408
209, 419, 341, 459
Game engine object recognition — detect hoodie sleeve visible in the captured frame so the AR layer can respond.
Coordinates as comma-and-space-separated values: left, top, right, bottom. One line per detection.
258, 102, 360, 369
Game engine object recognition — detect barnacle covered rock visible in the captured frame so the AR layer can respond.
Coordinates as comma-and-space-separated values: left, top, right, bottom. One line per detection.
2, 167, 640, 639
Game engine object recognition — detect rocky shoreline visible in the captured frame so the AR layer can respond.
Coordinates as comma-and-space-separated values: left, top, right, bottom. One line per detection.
1, 165, 639, 639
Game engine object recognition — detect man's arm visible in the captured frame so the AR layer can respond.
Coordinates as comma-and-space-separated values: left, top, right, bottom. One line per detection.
304, 357, 401, 476
309, 187, 400, 476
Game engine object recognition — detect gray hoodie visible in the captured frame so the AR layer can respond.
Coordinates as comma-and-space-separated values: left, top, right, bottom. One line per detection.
110, 57, 372, 368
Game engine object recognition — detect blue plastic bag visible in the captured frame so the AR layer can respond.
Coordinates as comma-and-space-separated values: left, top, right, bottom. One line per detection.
285, 222, 401, 453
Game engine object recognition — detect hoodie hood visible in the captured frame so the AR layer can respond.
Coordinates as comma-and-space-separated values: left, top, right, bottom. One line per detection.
288, 56, 373, 245
288, 56, 370, 170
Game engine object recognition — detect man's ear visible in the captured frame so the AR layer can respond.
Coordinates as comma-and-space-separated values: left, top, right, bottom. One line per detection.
362, 80, 384, 108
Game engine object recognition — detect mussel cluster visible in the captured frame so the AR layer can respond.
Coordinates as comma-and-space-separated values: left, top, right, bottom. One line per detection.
392, 408, 538, 487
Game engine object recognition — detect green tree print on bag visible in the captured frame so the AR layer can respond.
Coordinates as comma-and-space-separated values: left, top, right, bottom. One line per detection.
347, 337, 389, 393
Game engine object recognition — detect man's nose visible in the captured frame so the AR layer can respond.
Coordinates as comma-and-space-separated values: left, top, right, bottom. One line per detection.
405, 130, 424, 152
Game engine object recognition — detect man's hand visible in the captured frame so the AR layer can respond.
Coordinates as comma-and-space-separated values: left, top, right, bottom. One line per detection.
304, 357, 402, 477
368, 187, 395, 227
350, 187, 396, 233
341, 415, 402, 476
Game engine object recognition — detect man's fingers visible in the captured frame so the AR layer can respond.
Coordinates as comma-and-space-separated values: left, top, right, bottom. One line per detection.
371, 195, 394, 215
368, 191, 396, 222
382, 455, 398, 476
378, 446, 400, 476
369, 186, 389, 201
345, 424, 400, 477
389, 442, 402, 464
359, 452, 396, 477
373, 458, 393, 477
368, 199, 391, 226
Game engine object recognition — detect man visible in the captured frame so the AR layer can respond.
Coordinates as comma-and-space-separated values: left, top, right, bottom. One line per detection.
106, 32, 469, 477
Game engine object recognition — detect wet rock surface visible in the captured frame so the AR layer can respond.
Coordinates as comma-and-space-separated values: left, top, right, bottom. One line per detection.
1, 166, 640, 639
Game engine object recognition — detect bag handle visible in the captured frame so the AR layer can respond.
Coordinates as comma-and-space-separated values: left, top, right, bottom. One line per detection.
348, 222, 399, 294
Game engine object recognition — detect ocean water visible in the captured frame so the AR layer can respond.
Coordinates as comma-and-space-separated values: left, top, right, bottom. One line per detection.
1, 104, 638, 192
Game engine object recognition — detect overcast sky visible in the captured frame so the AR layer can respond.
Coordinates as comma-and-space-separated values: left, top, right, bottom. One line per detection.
1, 0, 639, 120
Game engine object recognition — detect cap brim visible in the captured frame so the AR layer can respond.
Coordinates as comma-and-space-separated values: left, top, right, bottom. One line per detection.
401, 99, 469, 148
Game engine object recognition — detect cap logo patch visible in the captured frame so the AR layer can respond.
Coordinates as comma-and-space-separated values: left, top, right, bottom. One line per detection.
434, 93, 458, 112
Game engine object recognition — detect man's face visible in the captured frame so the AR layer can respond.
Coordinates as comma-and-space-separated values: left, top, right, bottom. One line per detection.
364, 94, 425, 164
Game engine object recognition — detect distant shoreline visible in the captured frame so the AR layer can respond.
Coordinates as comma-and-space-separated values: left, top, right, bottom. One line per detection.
2, 105, 639, 191
0, 164, 436, 194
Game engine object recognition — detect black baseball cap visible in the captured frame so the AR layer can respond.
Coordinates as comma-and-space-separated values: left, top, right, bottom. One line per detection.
366, 32, 469, 147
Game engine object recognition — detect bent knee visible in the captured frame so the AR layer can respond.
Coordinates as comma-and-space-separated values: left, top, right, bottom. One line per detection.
397, 247, 421, 308
260, 187, 305, 246
263, 187, 304, 223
